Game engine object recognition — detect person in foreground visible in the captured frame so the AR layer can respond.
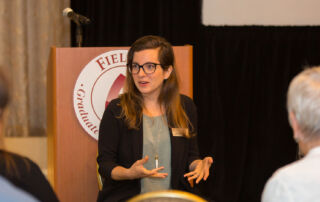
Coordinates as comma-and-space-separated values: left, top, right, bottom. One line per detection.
0, 72, 59, 202
0, 175, 38, 202
262, 66, 320, 202
97, 35, 213, 201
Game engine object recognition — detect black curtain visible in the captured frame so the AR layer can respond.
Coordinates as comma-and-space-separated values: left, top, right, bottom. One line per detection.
195, 26, 320, 202
70, 0, 201, 46
70, 1, 320, 202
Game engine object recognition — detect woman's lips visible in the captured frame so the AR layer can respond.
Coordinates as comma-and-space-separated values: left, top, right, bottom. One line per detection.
138, 81, 149, 87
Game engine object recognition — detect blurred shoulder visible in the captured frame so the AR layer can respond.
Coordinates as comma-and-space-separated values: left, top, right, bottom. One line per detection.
0, 176, 38, 202
107, 97, 121, 108
180, 94, 196, 108
180, 94, 193, 103
105, 97, 122, 114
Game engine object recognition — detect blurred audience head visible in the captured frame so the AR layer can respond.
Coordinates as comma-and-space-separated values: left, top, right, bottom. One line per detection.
287, 66, 320, 154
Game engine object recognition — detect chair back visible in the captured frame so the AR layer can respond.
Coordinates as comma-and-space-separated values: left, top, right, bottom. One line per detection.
127, 190, 207, 202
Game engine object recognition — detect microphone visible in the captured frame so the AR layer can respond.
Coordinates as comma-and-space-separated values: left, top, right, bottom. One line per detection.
63, 8, 91, 25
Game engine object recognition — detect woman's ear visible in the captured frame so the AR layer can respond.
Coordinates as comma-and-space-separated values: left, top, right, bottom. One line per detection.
164, 66, 173, 79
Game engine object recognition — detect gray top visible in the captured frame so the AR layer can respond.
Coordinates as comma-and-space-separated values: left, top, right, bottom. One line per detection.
140, 114, 171, 193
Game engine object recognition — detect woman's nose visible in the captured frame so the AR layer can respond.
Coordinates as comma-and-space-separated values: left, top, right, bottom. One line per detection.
137, 67, 147, 76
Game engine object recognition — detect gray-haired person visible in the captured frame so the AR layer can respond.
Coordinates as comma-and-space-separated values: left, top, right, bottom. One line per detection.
262, 66, 320, 202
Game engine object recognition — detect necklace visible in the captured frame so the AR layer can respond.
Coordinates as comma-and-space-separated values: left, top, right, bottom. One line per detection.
145, 114, 164, 169
152, 116, 162, 169
155, 154, 159, 168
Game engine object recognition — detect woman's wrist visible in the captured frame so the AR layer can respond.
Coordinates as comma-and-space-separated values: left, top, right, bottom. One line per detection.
189, 159, 201, 171
125, 167, 135, 180
111, 166, 134, 180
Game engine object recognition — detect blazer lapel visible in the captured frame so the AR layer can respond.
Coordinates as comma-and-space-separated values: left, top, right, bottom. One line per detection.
131, 123, 143, 161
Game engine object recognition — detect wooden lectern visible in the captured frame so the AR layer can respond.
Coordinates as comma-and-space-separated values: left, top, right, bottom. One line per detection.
47, 46, 193, 202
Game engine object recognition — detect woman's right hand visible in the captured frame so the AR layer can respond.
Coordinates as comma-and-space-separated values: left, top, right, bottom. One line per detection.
128, 156, 168, 179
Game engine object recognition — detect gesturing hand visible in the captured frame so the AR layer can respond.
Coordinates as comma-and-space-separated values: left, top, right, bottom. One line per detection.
184, 156, 213, 184
128, 156, 168, 179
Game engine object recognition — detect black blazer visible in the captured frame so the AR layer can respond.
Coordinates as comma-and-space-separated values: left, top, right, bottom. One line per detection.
97, 94, 200, 202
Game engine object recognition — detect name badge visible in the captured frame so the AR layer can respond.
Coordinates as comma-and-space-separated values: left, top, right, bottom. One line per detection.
172, 128, 188, 137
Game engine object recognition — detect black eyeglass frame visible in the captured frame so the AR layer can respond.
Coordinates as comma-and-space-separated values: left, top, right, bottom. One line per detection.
128, 62, 162, 75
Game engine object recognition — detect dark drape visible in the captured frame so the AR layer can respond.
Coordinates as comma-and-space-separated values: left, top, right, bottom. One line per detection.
70, 1, 320, 202
195, 26, 320, 202
70, 0, 201, 46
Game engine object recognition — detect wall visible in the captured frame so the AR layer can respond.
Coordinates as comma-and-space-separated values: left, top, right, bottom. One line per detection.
202, 0, 320, 25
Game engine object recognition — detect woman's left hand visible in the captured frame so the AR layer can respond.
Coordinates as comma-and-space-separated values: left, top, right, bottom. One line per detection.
184, 156, 213, 184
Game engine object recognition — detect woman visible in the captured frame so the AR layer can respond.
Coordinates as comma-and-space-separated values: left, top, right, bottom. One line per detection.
97, 35, 213, 201
0, 72, 59, 202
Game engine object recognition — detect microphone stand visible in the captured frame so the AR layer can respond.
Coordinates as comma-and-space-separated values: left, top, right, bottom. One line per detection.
76, 24, 83, 47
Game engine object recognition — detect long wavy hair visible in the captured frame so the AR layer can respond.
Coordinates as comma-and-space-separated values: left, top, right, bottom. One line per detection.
119, 35, 193, 137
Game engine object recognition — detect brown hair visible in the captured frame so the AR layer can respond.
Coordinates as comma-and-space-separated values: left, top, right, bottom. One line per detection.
120, 35, 193, 137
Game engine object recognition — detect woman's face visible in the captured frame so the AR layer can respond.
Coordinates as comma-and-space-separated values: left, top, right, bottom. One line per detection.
131, 48, 172, 99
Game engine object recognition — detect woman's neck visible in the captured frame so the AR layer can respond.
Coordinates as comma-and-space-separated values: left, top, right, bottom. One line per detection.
143, 97, 164, 117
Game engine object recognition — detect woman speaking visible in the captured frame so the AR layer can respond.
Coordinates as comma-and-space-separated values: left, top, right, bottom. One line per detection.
97, 35, 213, 201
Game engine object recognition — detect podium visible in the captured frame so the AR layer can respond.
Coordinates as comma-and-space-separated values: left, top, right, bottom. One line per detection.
47, 46, 193, 202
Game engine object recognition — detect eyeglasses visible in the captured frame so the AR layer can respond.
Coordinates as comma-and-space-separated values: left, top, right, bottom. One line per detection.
128, 63, 162, 74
